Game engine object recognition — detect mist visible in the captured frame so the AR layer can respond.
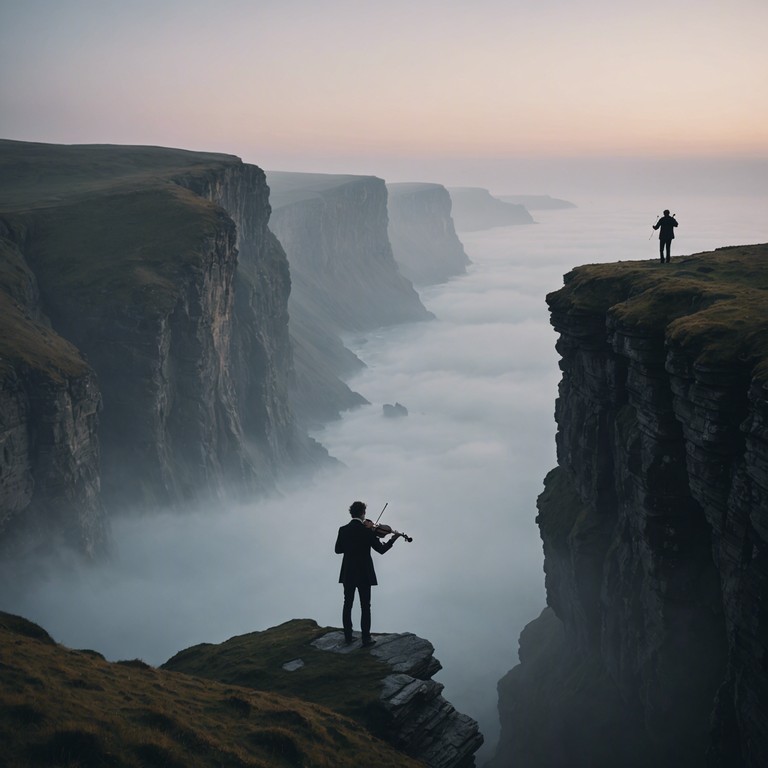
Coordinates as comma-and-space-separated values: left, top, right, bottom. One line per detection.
1, 189, 766, 759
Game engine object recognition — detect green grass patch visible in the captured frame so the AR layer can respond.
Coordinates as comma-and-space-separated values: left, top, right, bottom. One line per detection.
162, 619, 398, 740
547, 244, 768, 380
0, 611, 423, 768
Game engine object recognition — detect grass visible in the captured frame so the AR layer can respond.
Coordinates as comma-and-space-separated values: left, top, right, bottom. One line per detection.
0, 140, 244, 378
162, 619, 405, 741
547, 244, 768, 380
0, 612, 424, 768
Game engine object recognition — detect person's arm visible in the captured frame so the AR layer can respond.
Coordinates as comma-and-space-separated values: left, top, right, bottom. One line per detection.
335, 528, 346, 554
653, 221, 660, 230
370, 532, 398, 554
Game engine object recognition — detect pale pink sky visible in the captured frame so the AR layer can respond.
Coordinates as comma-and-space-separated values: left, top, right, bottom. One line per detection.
2, 0, 766, 192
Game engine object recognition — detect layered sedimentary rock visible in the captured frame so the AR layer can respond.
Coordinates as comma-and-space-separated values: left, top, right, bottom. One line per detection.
447, 187, 533, 231
267, 171, 432, 425
0, 141, 323, 553
387, 182, 470, 285
491, 245, 768, 767
0, 233, 104, 556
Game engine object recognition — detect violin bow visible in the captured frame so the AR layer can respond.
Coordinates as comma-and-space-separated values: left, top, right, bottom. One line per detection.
374, 502, 388, 525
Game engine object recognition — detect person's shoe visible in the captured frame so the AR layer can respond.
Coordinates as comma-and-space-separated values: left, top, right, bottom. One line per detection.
344, 634, 354, 645
362, 637, 376, 647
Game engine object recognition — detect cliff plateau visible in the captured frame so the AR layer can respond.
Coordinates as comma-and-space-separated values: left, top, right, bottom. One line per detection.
491, 245, 768, 767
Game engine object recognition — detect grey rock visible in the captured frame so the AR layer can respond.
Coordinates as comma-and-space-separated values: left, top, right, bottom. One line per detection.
313, 629, 482, 768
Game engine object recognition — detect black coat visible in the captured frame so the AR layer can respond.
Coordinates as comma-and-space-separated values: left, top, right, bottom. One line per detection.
335, 519, 394, 586
654, 214, 678, 240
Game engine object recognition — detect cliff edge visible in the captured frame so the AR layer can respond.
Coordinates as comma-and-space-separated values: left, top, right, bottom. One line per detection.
491, 245, 768, 767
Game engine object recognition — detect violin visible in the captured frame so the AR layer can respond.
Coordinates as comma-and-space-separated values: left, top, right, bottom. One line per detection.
364, 519, 413, 543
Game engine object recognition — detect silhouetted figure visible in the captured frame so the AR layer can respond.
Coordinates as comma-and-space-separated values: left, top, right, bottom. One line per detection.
653, 210, 678, 263
335, 500, 399, 646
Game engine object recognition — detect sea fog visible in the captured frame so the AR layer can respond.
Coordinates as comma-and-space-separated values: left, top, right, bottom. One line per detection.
1, 191, 766, 760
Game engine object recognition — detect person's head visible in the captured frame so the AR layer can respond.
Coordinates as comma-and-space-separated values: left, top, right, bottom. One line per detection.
349, 501, 367, 519
663, 209, 670, 216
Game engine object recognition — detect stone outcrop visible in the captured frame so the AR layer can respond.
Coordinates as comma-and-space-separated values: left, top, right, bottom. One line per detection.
386, 182, 470, 285
0, 141, 326, 554
447, 187, 533, 231
313, 631, 483, 768
490, 245, 768, 767
267, 171, 432, 425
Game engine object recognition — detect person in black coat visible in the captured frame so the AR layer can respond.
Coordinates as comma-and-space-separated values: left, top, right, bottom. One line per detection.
335, 500, 400, 646
653, 209, 678, 263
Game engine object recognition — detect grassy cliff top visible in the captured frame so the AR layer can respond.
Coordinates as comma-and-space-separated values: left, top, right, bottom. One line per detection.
547, 244, 768, 379
0, 140, 240, 211
0, 141, 244, 379
162, 619, 405, 742
0, 612, 422, 768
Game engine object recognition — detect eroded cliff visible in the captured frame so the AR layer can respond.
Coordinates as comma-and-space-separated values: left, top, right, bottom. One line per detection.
267, 171, 432, 425
387, 182, 470, 286
491, 245, 768, 767
0, 141, 323, 554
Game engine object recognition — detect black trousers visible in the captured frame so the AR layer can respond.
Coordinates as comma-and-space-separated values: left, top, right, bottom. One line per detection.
659, 238, 672, 261
342, 582, 372, 639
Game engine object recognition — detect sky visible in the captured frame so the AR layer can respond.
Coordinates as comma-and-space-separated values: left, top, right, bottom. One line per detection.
2, 0, 767, 192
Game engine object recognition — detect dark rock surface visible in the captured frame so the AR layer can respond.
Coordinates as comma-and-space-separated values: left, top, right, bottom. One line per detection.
490, 246, 768, 768
387, 182, 470, 285
313, 630, 483, 768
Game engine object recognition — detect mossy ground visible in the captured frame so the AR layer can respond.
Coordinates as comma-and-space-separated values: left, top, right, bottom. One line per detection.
162, 619, 401, 742
0, 612, 422, 768
547, 244, 768, 379
0, 141, 241, 380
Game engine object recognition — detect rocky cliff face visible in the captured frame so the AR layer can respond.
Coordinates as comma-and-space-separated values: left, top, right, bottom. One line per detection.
267, 171, 432, 425
0, 221, 105, 557
387, 182, 470, 286
491, 245, 768, 768
447, 187, 533, 231
0, 141, 323, 554
163, 619, 483, 768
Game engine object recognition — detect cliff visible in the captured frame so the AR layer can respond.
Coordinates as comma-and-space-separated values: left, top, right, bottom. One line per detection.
163, 619, 483, 768
0, 141, 323, 554
0, 611, 426, 768
447, 187, 533, 231
490, 244, 768, 767
498, 194, 576, 211
267, 171, 432, 425
387, 182, 470, 286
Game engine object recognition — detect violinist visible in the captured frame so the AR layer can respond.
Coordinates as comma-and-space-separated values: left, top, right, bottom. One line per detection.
334, 500, 400, 647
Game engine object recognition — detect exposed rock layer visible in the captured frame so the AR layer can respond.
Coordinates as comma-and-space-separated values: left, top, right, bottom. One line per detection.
491, 246, 768, 767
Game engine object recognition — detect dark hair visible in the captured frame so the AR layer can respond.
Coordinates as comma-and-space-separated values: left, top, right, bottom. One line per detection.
349, 501, 367, 518
663, 209, 670, 215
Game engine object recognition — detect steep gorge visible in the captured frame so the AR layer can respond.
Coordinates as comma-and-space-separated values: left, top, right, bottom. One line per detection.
490, 245, 768, 767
